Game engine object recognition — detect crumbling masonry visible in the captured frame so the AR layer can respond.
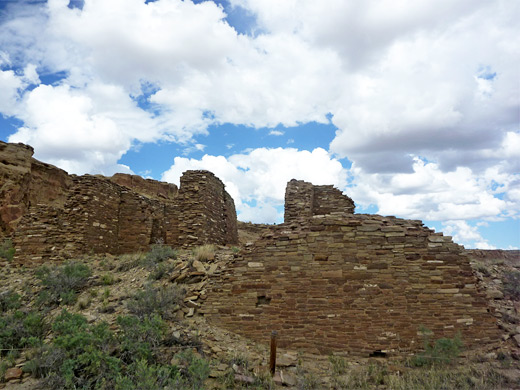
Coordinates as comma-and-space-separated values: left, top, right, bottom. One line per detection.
1, 141, 499, 356
203, 179, 499, 355
0, 141, 237, 265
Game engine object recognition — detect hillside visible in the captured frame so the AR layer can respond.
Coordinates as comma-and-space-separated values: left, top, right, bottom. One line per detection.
0, 240, 519, 389
1, 141, 519, 389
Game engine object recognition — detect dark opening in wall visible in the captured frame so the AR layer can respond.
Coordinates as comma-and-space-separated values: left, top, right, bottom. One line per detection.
256, 295, 271, 306
369, 350, 387, 358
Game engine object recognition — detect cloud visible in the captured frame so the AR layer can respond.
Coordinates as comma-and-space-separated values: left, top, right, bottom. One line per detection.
442, 220, 496, 249
268, 130, 284, 136
0, 0, 518, 246
161, 147, 347, 223
348, 157, 516, 221
7, 82, 158, 174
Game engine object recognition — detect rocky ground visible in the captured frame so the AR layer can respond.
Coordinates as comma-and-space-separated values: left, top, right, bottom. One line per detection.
0, 240, 519, 389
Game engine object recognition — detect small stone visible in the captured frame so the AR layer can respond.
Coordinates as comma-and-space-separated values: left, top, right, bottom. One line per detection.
486, 289, 504, 299
513, 334, 520, 348
192, 260, 206, 273
277, 353, 297, 367
280, 371, 297, 386
5, 367, 23, 381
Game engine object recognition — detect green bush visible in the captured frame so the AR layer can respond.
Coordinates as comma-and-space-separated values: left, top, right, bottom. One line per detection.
503, 270, 520, 300
143, 244, 177, 267
25, 309, 209, 390
36, 261, 91, 305
0, 310, 46, 355
149, 262, 174, 281
126, 284, 184, 320
115, 358, 180, 390
27, 310, 121, 389
176, 349, 210, 390
0, 238, 15, 262
0, 290, 21, 313
411, 328, 463, 367
117, 314, 166, 364
116, 253, 144, 272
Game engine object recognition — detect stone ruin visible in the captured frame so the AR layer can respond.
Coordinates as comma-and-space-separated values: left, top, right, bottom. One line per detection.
1, 141, 499, 356
0, 141, 237, 265
202, 179, 499, 356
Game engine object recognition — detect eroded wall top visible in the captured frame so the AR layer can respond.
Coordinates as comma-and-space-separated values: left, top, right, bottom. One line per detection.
284, 179, 355, 223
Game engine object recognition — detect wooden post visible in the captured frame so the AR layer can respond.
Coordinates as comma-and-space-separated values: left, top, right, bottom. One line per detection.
269, 330, 277, 376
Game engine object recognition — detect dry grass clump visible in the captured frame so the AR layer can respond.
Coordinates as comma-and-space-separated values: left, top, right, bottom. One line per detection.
193, 244, 215, 262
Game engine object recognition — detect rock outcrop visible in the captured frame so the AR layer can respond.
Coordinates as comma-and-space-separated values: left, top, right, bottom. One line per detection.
203, 179, 499, 356
0, 141, 238, 265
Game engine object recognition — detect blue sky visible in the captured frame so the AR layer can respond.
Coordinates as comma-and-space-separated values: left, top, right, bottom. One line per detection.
0, 0, 518, 249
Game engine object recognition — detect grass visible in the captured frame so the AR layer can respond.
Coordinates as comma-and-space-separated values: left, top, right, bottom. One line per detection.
193, 244, 216, 262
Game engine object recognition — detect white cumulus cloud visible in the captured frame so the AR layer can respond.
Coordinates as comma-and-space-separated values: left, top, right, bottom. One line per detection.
161, 147, 348, 223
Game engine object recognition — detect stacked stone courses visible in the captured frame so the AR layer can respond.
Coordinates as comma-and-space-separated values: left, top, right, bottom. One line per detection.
204, 181, 499, 356
0, 142, 238, 264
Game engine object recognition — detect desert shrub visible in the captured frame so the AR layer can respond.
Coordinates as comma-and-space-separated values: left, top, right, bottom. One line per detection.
126, 284, 184, 320
115, 359, 180, 390
193, 244, 215, 262
0, 290, 21, 313
475, 262, 491, 277
143, 244, 177, 268
36, 261, 91, 305
0, 310, 46, 355
117, 314, 166, 364
503, 270, 520, 300
116, 253, 144, 272
329, 354, 347, 376
0, 238, 15, 262
175, 349, 211, 390
26, 310, 121, 389
149, 262, 174, 281
410, 328, 463, 367
25, 309, 209, 390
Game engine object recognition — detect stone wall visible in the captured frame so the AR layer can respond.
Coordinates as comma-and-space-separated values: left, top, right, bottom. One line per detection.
0, 141, 238, 264
0, 142, 71, 235
173, 171, 238, 247
284, 179, 355, 223
110, 173, 178, 201
203, 182, 498, 356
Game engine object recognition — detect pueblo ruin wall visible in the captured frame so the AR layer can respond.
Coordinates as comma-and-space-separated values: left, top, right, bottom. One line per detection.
203, 180, 499, 356
0, 141, 237, 264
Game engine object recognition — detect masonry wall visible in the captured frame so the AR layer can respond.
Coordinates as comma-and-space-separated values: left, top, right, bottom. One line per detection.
203, 214, 498, 355
2, 141, 238, 264
204, 180, 497, 356
175, 170, 238, 247
284, 179, 355, 224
